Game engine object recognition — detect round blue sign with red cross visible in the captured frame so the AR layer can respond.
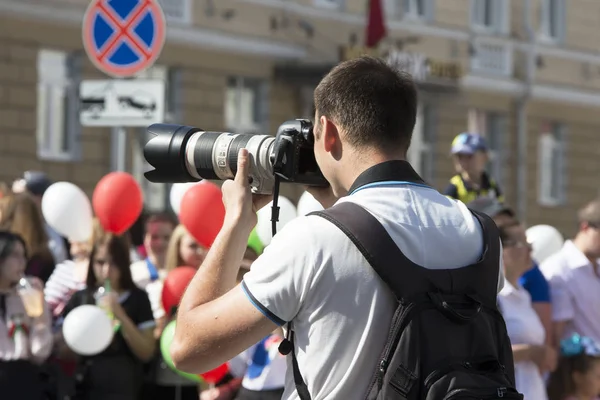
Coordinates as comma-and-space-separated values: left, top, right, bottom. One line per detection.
82, 0, 166, 78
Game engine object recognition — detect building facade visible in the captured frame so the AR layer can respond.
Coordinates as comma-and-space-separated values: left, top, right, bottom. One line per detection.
0, 0, 598, 237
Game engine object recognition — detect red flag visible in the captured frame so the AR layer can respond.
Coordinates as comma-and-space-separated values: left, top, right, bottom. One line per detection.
365, 0, 386, 48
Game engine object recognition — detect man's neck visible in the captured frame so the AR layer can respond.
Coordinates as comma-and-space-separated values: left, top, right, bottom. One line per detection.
340, 151, 406, 194
504, 271, 522, 288
572, 235, 599, 273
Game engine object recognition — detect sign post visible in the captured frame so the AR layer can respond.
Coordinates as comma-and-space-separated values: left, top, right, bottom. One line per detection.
81, 0, 167, 172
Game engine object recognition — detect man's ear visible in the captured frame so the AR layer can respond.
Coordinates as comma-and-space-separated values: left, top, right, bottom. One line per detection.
320, 116, 339, 154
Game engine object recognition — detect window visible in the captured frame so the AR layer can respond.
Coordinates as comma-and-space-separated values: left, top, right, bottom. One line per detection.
36, 49, 81, 161
225, 77, 269, 134
538, 122, 566, 206
385, 0, 433, 20
300, 87, 314, 120
314, 0, 344, 10
403, 0, 433, 21
470, 39, 513, 77
471, 0, 508, 34
408, 104, 436, 183
468, 109, 506, 187
540, 0, 566, 43
485, 114, 506, 186
131, 65, 180, 211
157, 0, 192, 24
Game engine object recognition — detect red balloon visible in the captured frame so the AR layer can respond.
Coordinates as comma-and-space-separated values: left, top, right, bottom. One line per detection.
92, 172, 143, 234
179, 182, 225, 248
200, 363, 229, 384
161, 267, 196, 316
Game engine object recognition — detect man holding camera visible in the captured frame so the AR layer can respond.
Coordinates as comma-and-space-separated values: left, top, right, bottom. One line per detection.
171, 56, 504, 399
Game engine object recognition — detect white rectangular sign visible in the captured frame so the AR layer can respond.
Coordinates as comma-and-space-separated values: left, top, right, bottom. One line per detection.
79, 80, 165, 127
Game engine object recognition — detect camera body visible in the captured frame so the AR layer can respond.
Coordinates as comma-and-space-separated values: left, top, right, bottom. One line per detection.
143, 119, 328, 194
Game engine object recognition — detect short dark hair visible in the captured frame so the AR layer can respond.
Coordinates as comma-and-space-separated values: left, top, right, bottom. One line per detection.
578, 198, 600, 226
496, 220, 521, 244
314, 56, 418, 151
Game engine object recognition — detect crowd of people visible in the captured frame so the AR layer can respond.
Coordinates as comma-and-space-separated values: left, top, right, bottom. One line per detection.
444, 132, 600, 400
0, 56, 599, 400
0, 172, 287, 399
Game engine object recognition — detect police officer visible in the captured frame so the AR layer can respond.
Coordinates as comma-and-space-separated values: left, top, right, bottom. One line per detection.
444, 132, 503, 204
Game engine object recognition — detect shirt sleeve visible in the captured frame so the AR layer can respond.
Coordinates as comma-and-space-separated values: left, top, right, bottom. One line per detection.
241, 216, 320, 325
131, 289, 156, 330
55, 290, 86, 327
540, 261, 574, 322
29, 299, 53, 364
519, 264, 551, 303
443, 183, 459, 199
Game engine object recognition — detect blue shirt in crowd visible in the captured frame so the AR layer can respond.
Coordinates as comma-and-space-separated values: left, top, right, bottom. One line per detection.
519, 262, 551, 303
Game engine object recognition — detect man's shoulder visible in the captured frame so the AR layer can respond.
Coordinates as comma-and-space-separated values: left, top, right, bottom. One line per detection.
272, 213, 349, 248
539, 250, 569, 278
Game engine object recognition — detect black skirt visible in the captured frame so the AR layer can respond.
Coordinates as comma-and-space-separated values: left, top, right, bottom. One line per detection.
0, 359, 44, 400
234, 386, 285, 400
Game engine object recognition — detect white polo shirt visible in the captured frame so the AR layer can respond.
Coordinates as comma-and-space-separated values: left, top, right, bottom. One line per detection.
540, 240, 600, 342
242, 181, 504, 400
498, 282, 547, 400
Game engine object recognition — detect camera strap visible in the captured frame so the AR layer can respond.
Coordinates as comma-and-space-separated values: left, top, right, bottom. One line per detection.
277, 160, 428, 400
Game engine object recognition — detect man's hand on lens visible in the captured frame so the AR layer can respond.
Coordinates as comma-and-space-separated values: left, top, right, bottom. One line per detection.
222, 149, 272, 233
306, 184, 339, 209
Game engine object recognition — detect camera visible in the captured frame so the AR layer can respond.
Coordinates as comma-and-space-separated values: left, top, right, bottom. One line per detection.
143, 119, 328, 194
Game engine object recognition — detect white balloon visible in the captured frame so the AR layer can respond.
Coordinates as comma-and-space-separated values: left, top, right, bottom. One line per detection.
170, 182, 203, 215
526, 225, 564, 264
297, 191, 324, 216
62, 305, 114, 356
256, 196, 297, 245
41, 182, 93, 242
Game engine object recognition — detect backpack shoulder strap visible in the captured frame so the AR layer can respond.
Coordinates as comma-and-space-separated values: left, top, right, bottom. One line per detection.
469, 210, 502, 303
309, 201, 413, 296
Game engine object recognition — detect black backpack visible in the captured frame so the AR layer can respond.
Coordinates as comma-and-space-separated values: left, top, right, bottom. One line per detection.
279, 202, 523, 400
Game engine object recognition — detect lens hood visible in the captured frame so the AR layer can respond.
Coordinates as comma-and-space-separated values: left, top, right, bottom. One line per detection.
144, 124, 204, 183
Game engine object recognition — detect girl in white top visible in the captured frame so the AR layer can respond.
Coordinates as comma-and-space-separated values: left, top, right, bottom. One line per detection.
497, 220, 557, 400
0, 231, 53, 399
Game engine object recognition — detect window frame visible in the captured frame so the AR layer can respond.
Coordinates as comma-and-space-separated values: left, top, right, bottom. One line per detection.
408, 103, 436, 183
157, 0, 193, 25
36, 49, 81, 162
225, 76, 270, 135
470, 0, 509, 35
538, 122, 567, 207
539, 0, 566, 44
314, 0, 344, 10
485, 113, 506, 187
403, 0, 434, 22
467, 109, 506, 188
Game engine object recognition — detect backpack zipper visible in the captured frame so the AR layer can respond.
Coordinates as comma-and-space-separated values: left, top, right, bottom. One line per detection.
366, 301, 425, 396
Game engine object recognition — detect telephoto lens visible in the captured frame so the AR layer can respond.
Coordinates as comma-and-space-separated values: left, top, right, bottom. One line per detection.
143, 120, 328, 194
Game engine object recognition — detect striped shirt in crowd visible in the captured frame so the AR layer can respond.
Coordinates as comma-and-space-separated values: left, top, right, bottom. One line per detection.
44, 260, 86, 319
